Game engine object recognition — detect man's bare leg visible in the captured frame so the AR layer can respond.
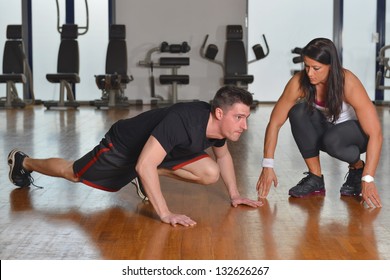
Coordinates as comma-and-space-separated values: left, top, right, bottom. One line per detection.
23, 157, 79, 182
158, 157, 220, 185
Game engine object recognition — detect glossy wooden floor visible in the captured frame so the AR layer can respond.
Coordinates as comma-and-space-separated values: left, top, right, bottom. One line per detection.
1, 103, 390, 260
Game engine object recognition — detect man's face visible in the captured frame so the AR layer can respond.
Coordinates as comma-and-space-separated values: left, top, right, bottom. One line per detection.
219, 102, 250, 142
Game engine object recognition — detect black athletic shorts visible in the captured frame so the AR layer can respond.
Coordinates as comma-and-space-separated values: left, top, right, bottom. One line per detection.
73, 134, 210, 192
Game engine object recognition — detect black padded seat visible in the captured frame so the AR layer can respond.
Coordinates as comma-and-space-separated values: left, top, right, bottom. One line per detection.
159, 57, 190, 84
0, 27, 26, 84
46, 24, 80, 85
0, 25, 26, 83
44, 24, 80, 109
95, 24, 132, 90
0, 25, 27, 108
0, 74, 26, 84
94, 24, 135, 108
159, 57, 189, 66
223, 25, 254, 87
46, 73, 80, 84
159, 75, 189, 84
224, 75, 253, 85
0, 74, 27, 84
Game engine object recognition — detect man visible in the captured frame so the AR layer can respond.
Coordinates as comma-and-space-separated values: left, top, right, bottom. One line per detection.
8, 86, 262, 227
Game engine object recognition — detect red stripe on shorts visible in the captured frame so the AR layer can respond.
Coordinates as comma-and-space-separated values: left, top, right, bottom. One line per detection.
171, 154, 210, 171
80, 179, 119, 192
75, 142, 113, 177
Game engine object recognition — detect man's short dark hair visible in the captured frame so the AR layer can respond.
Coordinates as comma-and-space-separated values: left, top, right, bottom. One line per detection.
211, 86, 253, 113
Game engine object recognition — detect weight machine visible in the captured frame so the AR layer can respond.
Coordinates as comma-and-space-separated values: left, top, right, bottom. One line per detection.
200, 25, 269, 89
0, 25, 27, 108
376, 45, 390, 91
93, 24, 135, 109
44, 0, 89, 109
0, 25, 39, 109
138, 41, 191, 105
291, 47, 303, 75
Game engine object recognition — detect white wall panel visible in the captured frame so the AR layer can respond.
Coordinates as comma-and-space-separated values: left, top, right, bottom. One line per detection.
343, 0, 377, 101
248, 0, 333, 102
75, 0, 107, 101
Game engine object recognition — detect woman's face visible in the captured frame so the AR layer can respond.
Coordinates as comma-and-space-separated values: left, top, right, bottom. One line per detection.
303, 56, 330, 86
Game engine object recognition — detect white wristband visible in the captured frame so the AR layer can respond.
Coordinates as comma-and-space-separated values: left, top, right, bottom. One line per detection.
262, 158, 274, 168
361, 175, 374, 183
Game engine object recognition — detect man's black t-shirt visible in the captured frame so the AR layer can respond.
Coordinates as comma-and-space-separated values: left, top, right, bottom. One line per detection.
108, 101, 226, 166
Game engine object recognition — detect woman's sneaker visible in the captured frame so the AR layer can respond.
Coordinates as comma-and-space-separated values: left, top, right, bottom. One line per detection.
7, 149, 33, 188
289, 172, 325, 198
131, 177, 148, 201
340, 163, 364, 196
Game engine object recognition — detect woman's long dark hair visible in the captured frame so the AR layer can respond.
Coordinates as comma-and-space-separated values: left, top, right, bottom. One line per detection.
299, 38, 344, 123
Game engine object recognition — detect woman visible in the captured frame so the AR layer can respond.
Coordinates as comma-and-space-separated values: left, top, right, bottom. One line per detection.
256, 38, 382, 208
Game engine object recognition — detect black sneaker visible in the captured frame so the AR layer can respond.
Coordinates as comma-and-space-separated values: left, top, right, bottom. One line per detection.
131, 177, 148, 201
8, 149, 33, 188
289, 172, 325, 198
340, 162, 364, 196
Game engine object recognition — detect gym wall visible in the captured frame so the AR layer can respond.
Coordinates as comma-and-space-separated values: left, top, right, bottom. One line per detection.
0, 0, 386, 103
248, 0, 378, 102
116, 0, 247, 103
247, 0, 333, 102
